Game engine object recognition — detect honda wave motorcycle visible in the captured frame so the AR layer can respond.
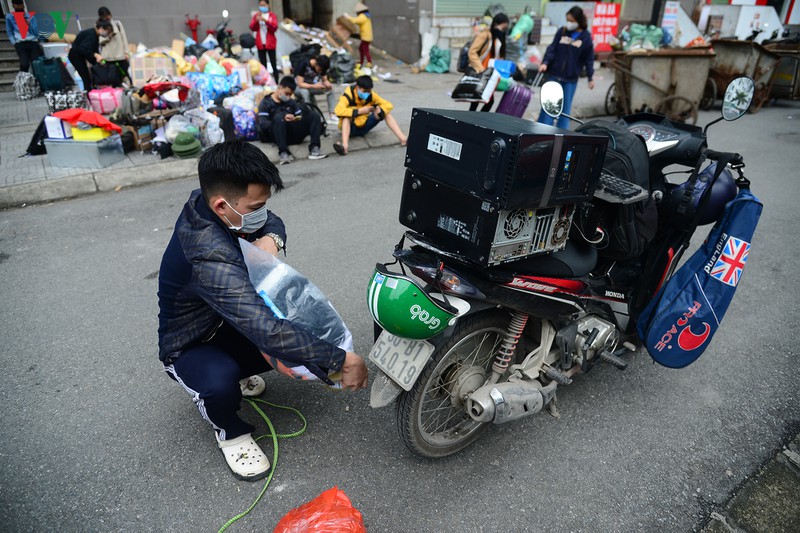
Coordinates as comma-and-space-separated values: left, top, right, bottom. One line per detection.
366, 77, 757, 458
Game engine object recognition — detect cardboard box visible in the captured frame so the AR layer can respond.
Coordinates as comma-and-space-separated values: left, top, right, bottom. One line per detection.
336, 16, 359, 35
72, 126, 112, 142
44, 116, 72, 139
130, 56, 176, 87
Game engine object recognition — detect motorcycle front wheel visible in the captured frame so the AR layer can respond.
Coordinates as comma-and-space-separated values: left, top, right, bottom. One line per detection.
396, 311, 510, 458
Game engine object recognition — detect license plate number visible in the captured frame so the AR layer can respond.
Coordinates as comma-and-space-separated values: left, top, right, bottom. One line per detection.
368, 332, 435, 391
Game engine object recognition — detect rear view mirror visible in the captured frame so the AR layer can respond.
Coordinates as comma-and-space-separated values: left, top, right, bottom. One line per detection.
722, 77, 755, 121
540, 81, 564, 118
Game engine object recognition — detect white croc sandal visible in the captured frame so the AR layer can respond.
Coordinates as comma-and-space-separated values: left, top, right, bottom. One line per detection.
216, 433, 271, 481
239, 375, 265, 397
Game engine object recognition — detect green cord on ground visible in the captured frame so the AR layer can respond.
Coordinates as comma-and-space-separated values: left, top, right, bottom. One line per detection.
217, 399, 308, 533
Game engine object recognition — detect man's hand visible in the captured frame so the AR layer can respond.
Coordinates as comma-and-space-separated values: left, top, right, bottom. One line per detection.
284, 113, 297, 122
254, 235, 279, 256
94, 53, 104, 63
322, 80, 332, 90
538, 63, 548, 73
314, 82, 326, 90
358, 106, 374, 115
340, 352, 368, 390
588, 80, 595, 90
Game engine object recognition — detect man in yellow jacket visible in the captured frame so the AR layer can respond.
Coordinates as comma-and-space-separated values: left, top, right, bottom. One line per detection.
332, 75, 407, 156
348, 2, 373, 66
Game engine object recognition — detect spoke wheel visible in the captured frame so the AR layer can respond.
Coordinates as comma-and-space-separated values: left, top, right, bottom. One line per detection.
396, 312, 510, 458
656, 95, 698, 125
605, 83, 621, 116
699, 78, 716, 111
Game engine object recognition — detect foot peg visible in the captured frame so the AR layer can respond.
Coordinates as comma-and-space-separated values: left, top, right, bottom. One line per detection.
545, 367, 573, 385
600, 351, 628, 370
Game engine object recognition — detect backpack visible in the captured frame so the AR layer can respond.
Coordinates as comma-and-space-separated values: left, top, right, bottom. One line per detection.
576, 120, 657, 261
300, 100, 328, 137
25, 117, 49, 156
637, 185, 762, 368
239, 32, 256, 49
457, 40, 473, 73
14, 71, 41, 101
329, 51, 356, 84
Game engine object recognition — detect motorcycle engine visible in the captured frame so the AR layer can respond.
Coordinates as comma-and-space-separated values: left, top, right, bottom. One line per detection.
573, 316, 619, 369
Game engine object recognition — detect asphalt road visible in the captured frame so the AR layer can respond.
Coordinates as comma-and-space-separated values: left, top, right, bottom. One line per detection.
1, 104, 799, 532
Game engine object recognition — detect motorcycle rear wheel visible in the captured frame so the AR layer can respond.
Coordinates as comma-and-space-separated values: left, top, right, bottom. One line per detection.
396, 311, 510, 458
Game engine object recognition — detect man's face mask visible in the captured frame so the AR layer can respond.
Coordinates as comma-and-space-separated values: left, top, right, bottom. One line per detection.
357, 89, 371, 101
279, 92, 291, 102
223, 199, 269, 234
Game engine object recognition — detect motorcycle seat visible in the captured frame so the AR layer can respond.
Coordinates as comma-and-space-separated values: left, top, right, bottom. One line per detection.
490, 240, 598, 278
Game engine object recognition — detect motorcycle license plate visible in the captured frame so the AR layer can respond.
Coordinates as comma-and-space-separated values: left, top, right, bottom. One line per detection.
368, 332, 435, 391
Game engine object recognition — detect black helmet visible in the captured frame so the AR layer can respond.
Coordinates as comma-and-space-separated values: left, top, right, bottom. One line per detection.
668, 162, 738, 227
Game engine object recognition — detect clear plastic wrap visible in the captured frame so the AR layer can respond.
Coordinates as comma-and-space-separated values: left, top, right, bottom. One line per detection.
240, 239, 353, 385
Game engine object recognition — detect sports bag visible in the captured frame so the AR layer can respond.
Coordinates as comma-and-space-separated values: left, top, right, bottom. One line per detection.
32, 57, 65, 92
88, 87, 123, 114
637, 185, 763, 368
91, 62, 123, 87
14, 71, 41, 101
577, 120, 657, 260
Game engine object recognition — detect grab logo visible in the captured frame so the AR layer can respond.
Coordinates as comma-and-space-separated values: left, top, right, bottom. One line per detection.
409, 304, 441, 330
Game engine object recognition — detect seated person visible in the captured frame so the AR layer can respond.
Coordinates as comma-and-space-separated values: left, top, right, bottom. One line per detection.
332, 75, 407, 156
294, 54, 336, 120
258, 76, 327, 165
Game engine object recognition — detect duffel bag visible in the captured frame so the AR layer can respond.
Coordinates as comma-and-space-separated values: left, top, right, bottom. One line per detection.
33, 57, 65, 92
91, 62, 123, 87
88, 87, 123, 114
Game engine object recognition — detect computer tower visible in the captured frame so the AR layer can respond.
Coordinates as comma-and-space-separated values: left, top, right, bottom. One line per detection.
404, 108, 607, 209
399, 171, 575, 267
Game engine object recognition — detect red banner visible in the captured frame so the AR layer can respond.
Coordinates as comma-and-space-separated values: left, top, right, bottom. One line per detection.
592, 3, 621, 53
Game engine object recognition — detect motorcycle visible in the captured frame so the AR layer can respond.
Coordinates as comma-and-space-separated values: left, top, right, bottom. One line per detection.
366, 77, 757, 458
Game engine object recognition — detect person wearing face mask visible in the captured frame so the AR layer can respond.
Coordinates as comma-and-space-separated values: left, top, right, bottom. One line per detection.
466, 13, 509, 112
249, 0, 279, 79
68, 19, 112, 90
537, 6, 596, 129
97, 7, 130, 84
332, 75, 406, 155
257, 76, 327, 165
158, 141, 368, 482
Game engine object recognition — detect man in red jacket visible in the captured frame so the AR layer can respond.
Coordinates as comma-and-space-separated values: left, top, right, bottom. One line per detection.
249, 0, 279, 79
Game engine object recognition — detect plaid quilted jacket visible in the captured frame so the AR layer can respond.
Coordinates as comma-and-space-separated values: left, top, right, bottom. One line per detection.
157, 189, 346, 371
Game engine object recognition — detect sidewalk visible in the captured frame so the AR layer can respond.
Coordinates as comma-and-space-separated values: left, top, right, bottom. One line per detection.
0, 63, 613, 209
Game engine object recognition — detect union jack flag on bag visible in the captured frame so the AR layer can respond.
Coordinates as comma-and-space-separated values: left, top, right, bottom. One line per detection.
637, 187, 763, 368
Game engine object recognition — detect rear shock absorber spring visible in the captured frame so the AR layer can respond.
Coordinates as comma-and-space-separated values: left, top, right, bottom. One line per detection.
492, 312, 529, 376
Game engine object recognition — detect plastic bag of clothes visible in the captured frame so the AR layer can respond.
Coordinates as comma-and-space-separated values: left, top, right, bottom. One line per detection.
164, 114, 201, 143
184, 108, 224, 146
240, 239, 354, 385
425, 46, 451, 74
186, 72, 241, 104
626, 24, 664, 50
274, 487, 366, 533
231, 105, 258, 141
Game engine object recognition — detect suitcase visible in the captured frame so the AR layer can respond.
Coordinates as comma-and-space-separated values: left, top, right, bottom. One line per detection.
208, 106, 235, 142
33, 57, 65, 92
495, 84, 532, 118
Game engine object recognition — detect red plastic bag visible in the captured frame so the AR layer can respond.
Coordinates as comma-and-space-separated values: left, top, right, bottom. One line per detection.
274, 487, 366, 533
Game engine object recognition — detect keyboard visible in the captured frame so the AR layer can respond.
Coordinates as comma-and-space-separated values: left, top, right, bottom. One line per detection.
593, 172, 649, 204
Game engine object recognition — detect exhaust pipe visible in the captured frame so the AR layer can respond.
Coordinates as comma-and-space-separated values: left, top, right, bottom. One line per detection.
467, 379, 557, 424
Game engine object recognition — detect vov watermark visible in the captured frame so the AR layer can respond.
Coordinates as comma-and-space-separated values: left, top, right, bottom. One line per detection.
13, 11, 76, 40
